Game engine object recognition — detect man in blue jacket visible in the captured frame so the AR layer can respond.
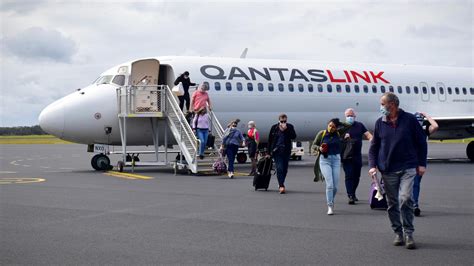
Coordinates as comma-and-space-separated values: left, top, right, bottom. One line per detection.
368, 92, 427, 250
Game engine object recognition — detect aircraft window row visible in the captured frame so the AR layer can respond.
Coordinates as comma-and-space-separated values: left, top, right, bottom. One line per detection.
211, 82, 473, 95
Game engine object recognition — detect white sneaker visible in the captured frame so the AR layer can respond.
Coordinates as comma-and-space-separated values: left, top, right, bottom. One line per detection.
228, 172, 234, 178
327, 206, 334, 215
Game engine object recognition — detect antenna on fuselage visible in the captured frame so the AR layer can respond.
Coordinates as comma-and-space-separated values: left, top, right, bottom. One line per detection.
240, 48, 248, 59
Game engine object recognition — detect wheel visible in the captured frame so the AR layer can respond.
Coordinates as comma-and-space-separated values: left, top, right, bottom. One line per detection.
91, 154, 111, 171
133, 156, 140, 162
297, 156, 302, 161
236, 152, 247, 164
467, 141, 474, 162
117, 161, 124, 172
126, 155, 132, 162
291, 155, 297, 160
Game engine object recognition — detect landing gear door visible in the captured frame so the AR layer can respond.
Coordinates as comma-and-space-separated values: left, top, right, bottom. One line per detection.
130, 59, 160, 85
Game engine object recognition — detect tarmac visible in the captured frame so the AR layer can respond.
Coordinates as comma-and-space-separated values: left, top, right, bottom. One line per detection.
0, 142, 473, 265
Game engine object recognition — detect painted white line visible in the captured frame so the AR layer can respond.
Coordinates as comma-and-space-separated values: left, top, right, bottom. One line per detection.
40, 166, 51, 169
0, 171, 17, 174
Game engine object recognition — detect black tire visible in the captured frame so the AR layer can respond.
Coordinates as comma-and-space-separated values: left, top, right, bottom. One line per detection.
91, 154, 111, 171
236, 152, 247, 164
133, 156, 140, 162
297, 156, 302, 161
467, 141, 474, 162
117, 161, 124, 172
126, 155, 132, 162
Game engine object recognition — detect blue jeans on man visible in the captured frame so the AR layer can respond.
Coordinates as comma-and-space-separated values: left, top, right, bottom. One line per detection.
382, 168, 416, 236
413, 174, 422, 207
273, 152, 290, 187
196, 129, 209, 156
320, 154, 341, 207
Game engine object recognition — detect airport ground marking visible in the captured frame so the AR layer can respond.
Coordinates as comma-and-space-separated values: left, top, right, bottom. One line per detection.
105, 171, 154, 180
0, 177, 45, 185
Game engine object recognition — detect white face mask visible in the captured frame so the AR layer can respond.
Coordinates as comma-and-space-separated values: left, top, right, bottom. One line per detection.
380, 105, 390, 116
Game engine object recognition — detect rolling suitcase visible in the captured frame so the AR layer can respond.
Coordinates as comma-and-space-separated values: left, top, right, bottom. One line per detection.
369, 181, 388, 210
253, 157, 273, 191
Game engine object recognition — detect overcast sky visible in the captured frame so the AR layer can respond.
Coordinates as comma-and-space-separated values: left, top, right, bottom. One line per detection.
0, 0, 472, 126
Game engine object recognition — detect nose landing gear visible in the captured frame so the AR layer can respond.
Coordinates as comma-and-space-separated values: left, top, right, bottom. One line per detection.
91, 154, 112, 171
467, 141, 474, 162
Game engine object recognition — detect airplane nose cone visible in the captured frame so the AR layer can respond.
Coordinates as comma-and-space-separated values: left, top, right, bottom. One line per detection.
39, 100, 64, 138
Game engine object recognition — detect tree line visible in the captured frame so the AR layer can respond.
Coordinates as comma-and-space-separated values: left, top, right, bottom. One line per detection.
0, 125, 47, 136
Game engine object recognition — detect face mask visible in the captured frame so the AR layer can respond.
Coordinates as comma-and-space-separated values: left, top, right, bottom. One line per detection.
346, 117, 355, 125
380, 105, 390, 116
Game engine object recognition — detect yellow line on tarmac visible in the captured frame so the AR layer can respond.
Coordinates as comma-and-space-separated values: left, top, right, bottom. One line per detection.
233, 171, 250, 177
104, 171, 154, 180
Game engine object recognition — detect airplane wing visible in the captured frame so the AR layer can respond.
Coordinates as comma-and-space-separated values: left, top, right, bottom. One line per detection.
430, 116, 474, 140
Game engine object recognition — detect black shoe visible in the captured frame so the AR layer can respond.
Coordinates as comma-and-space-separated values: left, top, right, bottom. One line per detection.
199, 155, 204, 160
348, 196, 355, 205
393, 234, 404, 246
354, 196, 359, 202
405, 235, 416, 249
414, 207, 421, 217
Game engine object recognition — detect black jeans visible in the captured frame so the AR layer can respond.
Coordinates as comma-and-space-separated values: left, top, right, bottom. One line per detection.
342, 159, 362, 197
178, 92, 190, 111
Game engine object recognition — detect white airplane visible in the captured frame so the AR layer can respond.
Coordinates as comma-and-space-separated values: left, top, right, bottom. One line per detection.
39, 56, 474, 171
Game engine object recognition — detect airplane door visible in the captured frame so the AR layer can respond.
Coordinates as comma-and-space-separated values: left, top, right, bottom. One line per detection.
436, 82, 447, 102
420, 82, 430, 102
130, 59, 160, 85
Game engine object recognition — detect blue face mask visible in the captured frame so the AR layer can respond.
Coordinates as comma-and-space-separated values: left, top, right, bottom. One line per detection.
380, 105, 390, 116
346, 117, 355, 125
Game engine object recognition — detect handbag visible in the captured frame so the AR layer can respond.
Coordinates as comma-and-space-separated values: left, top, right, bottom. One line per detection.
172, 82, 184, 96
341, 138, 355, 160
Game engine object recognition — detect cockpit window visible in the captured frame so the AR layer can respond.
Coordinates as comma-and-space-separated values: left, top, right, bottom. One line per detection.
95, 75, 114, 85
112, 75, 125, 86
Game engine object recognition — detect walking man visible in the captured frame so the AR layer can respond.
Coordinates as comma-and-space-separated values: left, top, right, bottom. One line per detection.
368, 92, 427, 249
268, 114, 297, 194
342, 108, 373, 204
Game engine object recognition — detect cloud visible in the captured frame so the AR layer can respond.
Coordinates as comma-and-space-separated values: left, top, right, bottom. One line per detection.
3, 27, 78, 63
0, 0, 48, 14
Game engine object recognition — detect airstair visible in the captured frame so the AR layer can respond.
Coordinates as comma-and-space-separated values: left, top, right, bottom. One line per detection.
116, 84, 225, 174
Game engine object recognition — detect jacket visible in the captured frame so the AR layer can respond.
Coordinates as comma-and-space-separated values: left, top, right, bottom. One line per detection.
267, 123, 297, 156
174, 75, 196, 93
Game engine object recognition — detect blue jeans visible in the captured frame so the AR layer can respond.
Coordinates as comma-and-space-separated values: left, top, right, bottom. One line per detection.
382, 168, 416, 236
225, 144, 239, 172
273, 153, 290, 187
319, 154, 341, 206
342, 160, 362, 197
196, 129, 209, 156
413, 174, 422, 207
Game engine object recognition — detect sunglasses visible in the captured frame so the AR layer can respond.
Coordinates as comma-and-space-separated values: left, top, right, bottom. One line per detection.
280, 120, 287, 123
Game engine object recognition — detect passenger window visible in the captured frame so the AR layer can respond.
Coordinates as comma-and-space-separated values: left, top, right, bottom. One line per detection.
308, 84, 314, 92
462, 87, 467, 95
318, 84, 323, 92
345, 85, 351, 93
112, 75, 125, 86
455, 87, 460, 94
470, 88, 474, 95
380, 85, 386, 93
327, 84, 333, 93
278, 83, 284, 92
354, 85, 360, 93
237, 82, 243, 91
389, 86, 394, 92
422, 86, 427, 94
258, 83, 264, 92
397, 86, 402, 94
439, 87, 444, 95
447, 87, 452, 94
268, 83, 274, 92
372, 85, 377, 93
431, 87, 436, 94
214, 82, 221, 91
288, 84, 294, 92
363, 85, 368, 93
414, 86, 419, 94
336, 84, 342, 93
298, 84, 304, 92
226, 82, 232, 91
247, 83, 253, 91
406, 86, 411, 94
